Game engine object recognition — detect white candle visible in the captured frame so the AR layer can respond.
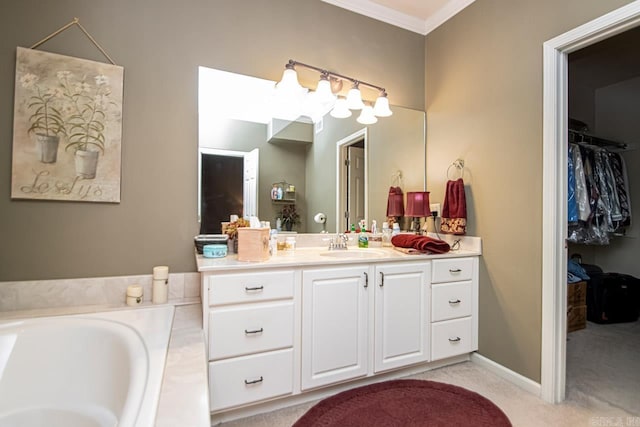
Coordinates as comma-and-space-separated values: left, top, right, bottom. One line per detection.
152, 278, 168, 304
153, 265, 169, 280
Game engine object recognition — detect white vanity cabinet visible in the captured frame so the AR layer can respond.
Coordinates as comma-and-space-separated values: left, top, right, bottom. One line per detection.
198, 242, 481, 422
430, 257, 479, 361
301, 261, 430, 389
374, 262, 430, 373
204, 269, 297, 412
301, 265, 370, 390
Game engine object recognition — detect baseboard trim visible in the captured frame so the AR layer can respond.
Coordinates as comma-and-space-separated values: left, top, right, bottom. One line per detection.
471, 353, 541, 397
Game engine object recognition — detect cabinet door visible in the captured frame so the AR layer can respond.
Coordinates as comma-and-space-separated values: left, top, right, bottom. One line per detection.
301, 266, 369, 390
374, 262, 430, 373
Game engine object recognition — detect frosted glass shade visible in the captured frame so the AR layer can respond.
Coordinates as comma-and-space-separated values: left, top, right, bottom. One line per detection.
373, 95, 393, 117
330, 98, 352, 118
276, 68, 303, 92
357, 105, 378, 125
316, 78, 336, 104
346, 86, 365, 110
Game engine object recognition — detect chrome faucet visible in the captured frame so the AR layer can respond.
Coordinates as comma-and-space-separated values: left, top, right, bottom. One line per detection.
329, 233, 349, 250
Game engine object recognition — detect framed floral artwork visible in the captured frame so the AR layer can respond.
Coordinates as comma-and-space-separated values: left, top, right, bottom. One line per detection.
11, 47, 124, 202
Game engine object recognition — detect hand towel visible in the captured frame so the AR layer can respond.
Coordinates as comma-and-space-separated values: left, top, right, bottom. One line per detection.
441, 178, 467, 235
391, 234, 451, 254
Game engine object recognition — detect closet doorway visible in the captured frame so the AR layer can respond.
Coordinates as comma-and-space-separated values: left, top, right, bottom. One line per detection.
541, 1, 640, 405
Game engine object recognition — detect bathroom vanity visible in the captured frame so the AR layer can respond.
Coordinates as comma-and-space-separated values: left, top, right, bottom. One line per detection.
197, 235, 481, 423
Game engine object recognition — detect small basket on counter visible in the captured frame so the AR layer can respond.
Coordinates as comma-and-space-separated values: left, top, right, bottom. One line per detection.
194, 234, 229, 254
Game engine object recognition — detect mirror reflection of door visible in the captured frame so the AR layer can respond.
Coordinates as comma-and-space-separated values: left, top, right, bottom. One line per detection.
337, 129, 367, 232
347, 143, 365, 228
199, 148, 259, 234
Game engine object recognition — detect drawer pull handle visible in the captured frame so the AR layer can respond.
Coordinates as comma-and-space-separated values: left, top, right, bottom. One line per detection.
245, 285, 264, 292
449, 299, 461, 304
244, 376, 264, 385
449, 268, 462, 273
244, 328, 264, 335
379, 272, 385, 287
364, 272, 369, 288
449, 337, 461, 342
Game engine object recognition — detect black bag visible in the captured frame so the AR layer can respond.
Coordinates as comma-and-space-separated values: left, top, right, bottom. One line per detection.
587, 272, 640, 323
580, 263, 603, 279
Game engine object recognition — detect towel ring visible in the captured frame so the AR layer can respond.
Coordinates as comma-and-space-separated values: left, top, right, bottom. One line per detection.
447, 159, 465, 180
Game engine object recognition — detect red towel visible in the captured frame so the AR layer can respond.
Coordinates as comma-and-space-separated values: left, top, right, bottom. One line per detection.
391, 234, 451, 254
441, 178, 467, 235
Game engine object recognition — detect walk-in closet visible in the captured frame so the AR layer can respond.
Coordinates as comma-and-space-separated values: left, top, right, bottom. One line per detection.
566, 25, 640, 415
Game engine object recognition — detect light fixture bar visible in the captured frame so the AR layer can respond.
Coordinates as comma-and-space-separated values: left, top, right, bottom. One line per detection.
285, 59, 387, 96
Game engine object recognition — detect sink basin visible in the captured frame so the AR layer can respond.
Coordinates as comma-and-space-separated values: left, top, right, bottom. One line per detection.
320, 249, 387, 259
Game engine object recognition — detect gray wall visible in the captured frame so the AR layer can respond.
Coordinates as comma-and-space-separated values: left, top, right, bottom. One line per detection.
0, 0, 425, 281
425, 0, 633, 382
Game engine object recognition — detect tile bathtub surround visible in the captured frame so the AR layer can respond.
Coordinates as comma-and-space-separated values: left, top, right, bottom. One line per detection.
0, 272, 201, 312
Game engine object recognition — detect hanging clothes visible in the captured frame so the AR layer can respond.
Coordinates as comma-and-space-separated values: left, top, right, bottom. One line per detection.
567, 142, 632, 244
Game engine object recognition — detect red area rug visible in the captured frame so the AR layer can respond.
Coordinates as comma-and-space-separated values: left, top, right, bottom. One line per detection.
293, 379, 512, 427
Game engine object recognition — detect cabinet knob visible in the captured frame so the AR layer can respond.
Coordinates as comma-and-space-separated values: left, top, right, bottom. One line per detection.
244, 328, 264, 335
448, 337, 461, 342
448, 299, 461, 304
244, 376, 264, 385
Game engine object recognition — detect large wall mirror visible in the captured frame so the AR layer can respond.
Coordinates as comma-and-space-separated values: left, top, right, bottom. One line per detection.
198, 66, 425, 234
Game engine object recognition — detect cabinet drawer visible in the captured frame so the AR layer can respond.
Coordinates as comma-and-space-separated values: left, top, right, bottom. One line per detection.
432, 282, 472, 322
208, 270, 294, 306
209, 302, 294, 360
209, 348, 293, 411
431, 317, 472, 360
432, 258, 474, 283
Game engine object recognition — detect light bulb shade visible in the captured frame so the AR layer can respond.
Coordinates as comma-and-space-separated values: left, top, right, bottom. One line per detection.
346, 86, 365, 110
276, 68, 303, 92
357, 105, 378, 125
405, 191, 431, 217
386, 186, 404, 217
373, 95, 393, 117
330, 98, 352, 119
316, 78, 336, 104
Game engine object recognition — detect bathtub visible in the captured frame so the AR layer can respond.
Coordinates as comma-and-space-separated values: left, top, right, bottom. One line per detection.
0, 305, 174, 427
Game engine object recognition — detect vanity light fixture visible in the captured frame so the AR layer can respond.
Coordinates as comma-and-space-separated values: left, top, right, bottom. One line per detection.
276, 59, 392, 123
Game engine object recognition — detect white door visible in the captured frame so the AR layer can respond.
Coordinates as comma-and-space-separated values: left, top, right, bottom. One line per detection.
301, 266, 369, 390
374, 262, 430, 373
347, 146, 365, 227
243, 148, 259, 217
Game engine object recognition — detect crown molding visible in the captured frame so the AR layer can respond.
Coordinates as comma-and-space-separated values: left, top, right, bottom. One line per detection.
322, 0, 475, 36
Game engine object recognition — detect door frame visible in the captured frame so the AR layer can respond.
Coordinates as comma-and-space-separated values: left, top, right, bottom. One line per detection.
336, 128, 368, 233
541, 0, 640, 403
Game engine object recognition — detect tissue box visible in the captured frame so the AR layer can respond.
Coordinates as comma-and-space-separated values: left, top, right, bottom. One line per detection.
237, 228, 270, 262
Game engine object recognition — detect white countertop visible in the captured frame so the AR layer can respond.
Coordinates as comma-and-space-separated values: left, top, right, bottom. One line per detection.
197, 235, 482, 272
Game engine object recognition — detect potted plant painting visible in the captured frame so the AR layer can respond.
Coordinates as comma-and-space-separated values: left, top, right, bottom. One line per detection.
21, 73, 66, 163
59, 71, 114, 179
279, 204, 300, 231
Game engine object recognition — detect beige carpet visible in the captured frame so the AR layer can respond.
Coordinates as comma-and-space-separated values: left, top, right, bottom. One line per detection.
566, 319, 640, 416
218, 361, 636, 426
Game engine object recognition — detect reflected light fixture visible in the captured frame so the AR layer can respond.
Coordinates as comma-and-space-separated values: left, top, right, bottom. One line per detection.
330, 97, 352, 118
357, 104, 377, 125
276, 59, 392, 124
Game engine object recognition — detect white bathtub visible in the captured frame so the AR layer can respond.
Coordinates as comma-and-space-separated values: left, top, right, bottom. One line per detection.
0, 305, 174, 427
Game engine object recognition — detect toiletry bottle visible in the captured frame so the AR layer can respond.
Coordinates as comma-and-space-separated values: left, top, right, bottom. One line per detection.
392, 222, 400, 237
351, 223, 356, 233
358, 226, 369, 248
371, 220, 377, 235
